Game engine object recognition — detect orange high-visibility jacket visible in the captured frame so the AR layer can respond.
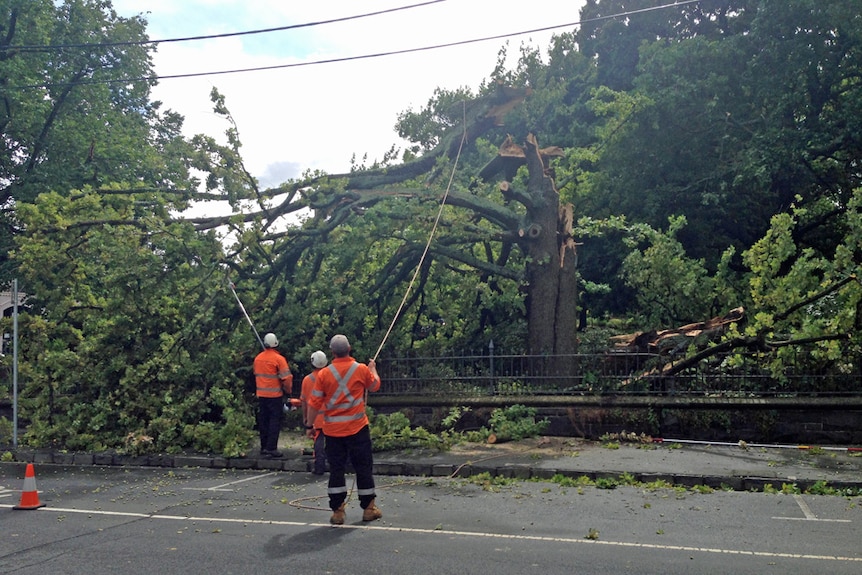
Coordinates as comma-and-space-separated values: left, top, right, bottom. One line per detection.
253, 348, 292, 398
308, 356, 380, 437
300, 370, 325, 429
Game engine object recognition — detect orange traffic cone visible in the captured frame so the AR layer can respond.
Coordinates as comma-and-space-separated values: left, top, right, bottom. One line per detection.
14, 463, 46, 510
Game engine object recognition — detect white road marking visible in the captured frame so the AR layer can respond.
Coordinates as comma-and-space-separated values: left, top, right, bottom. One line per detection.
181, 471, 278, 492
794, 494, 818, 519
772, 494, 852, 523
2, 503, 859, 563
774, 517, 852, 523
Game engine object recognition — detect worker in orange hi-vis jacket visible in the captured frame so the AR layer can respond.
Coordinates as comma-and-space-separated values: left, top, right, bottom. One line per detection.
305, 334, 381, 525
253, 333, 293, 459
300, 350, 329, 475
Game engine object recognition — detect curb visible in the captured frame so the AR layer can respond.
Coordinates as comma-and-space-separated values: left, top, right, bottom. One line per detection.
3, 448, 861, 492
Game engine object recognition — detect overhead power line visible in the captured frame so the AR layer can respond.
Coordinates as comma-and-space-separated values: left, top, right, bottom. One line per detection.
0, 0, 447, 52
4, 0, 701, 91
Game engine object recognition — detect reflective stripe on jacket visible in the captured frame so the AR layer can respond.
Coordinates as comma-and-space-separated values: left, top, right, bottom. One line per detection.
308, 356, 380, 437
253, 348, 292, 398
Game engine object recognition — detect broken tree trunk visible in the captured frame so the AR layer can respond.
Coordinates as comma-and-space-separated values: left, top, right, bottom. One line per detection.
520, 134, 578, 357
611, 307, 746, 356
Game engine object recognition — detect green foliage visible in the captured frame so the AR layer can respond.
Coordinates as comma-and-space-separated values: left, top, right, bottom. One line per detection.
691, 484, 715, 494
368, 409, 453, 452
594, 477, 619, 489
463, 471, 520, 491
0, 417, 11, 445
642, 478, 674, 490
370, 410, 411, 436
462, 428, 493, 444
395, 86, 476, 154
440, 407, 466, 430
739, 192, 862, 375
621, 216, 717, 327
618, 471, 637, 486
0, 0, 193, 282
781, 483, 801, 495
0, 0, 266, 457
180, 386, 255, 458
6, 0, 862, 457
367, 404, 549, 452
487, 404, 549, 442
548, 474, 595, 488
12, 188, 253, 456
276, 170, 531, 358
805, 480, 862, 497
542, 0, 862, 329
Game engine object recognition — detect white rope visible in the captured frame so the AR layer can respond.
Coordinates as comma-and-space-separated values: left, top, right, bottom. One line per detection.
371, 103, 468, 362
341, 105, 467, 508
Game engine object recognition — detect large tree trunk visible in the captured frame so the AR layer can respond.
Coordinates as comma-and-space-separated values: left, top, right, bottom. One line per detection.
522, 134, 579, 361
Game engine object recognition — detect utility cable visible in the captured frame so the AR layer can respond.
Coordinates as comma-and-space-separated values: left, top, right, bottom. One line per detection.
4, 0, 702, 90
0, 1, 446, 52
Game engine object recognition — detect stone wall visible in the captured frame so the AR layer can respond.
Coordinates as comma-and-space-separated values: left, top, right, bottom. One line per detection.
382, 404, 862, 445
551, 407, 862, 444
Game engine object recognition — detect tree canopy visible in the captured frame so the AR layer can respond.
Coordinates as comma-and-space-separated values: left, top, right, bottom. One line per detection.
5, 0, 862, 454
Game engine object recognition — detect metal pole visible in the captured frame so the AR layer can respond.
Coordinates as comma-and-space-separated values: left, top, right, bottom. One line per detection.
488, 339, 495, 394
12, 278, 18, 448
652, 437, 862, 452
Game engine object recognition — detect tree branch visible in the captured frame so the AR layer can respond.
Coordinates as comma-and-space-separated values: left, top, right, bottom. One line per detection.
641, 276, 859, 380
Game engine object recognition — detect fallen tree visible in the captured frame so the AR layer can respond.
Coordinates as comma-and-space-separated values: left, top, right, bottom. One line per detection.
612, 274, 857, 382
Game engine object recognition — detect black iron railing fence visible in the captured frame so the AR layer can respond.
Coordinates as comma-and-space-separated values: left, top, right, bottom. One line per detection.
376, 348, 862, 397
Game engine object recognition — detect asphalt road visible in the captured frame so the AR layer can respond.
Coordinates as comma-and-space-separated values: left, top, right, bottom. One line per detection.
1, 463, 860, 574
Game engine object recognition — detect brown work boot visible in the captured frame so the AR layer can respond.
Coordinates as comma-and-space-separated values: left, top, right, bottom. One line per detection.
330, 503, 346, 525
362, 499, 382, 522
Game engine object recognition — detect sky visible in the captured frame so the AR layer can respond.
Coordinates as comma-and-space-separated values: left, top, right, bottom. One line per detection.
111, 0, 588, 192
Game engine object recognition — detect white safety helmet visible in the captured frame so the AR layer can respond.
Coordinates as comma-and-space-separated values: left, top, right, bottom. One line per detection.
263, 333, 278, 348
310, 350, 328, 368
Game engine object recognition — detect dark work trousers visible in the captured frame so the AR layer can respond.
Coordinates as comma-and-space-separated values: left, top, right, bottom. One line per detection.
312, 429, 327, 473
325, 425, 376, 511
257, 396, 283, 452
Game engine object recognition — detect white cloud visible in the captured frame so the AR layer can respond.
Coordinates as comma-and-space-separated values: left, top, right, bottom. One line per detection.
114, 0, 586, 186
